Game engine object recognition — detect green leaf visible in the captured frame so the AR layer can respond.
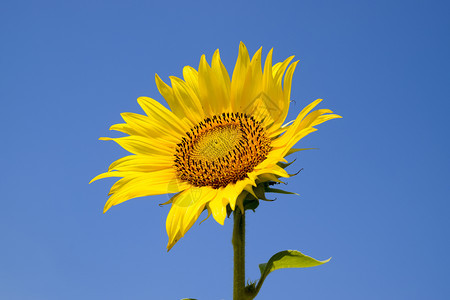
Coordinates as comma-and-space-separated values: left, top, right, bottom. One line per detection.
259, 250, 330, 276
249, 250, 330, 298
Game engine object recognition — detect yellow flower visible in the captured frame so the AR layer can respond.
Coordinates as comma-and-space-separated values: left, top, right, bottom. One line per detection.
91, 42, 341, 250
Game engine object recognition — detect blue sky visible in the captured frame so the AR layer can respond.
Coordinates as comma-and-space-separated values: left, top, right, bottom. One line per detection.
1, 0, 449, 299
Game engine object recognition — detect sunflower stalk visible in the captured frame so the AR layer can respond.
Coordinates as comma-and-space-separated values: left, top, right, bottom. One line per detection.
232, 208, 248, 300
232, 182, 290, 299
233, 205, 262, 300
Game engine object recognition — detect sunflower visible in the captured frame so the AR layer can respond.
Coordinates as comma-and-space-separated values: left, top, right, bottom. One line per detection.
91, 42, 341, 250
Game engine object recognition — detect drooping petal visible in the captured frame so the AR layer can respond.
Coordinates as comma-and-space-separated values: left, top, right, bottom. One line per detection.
166, 187, 218, 250
207, 195, 228, 225
221, 176, 255, 210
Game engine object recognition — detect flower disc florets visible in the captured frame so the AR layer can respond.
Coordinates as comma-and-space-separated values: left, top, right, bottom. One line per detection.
174, 112, 271, 189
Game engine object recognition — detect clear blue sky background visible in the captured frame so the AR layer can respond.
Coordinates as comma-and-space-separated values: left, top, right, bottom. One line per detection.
1, 0, 449, 299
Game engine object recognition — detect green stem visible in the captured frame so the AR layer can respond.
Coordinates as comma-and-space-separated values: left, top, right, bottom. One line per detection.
233, 208, 246, 300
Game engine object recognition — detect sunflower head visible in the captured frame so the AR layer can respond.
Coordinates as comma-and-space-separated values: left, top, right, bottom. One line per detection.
90, 42, 341, 250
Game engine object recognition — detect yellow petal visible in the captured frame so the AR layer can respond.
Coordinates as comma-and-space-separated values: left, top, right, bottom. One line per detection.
180, 188, 216, 236
114, 112, 180, 143
235, 191, 248, 214
274, 60, 299, 128
281, 127, 319, 159
182, 66, 201, 100
109, 123, 140, 136
271, 99, 323, 148
108, 155, 173, 172
155, 74, 183, 119
198, 53, 229, 116
137, 96, 189, 135
208, 195, 227, 225
311, 114, 342, 127
99, 136, 173, 156
170, 76, 204, 124
272, 55, 295, 85
90, 170, 139, 184
166, 187, 217, 250
231, 42, 251, 109
262, 48, 274, 93
211, 49, 231, 111
155, 74, 204, 126
282, 60, 299, 111
103, 170, 189, 213
221, 177, 255, 210
299, 109, 333, 128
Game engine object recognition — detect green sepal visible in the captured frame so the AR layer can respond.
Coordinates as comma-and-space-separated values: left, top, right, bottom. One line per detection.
253, 184, 274, 201
226, 204, 233, 218
277, 158, 296, 169
265, 187, 298, 195
243, 198, 259, 211
286, 148, 317, 156
257, 173, 284, 184
225, 189, 262, 213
